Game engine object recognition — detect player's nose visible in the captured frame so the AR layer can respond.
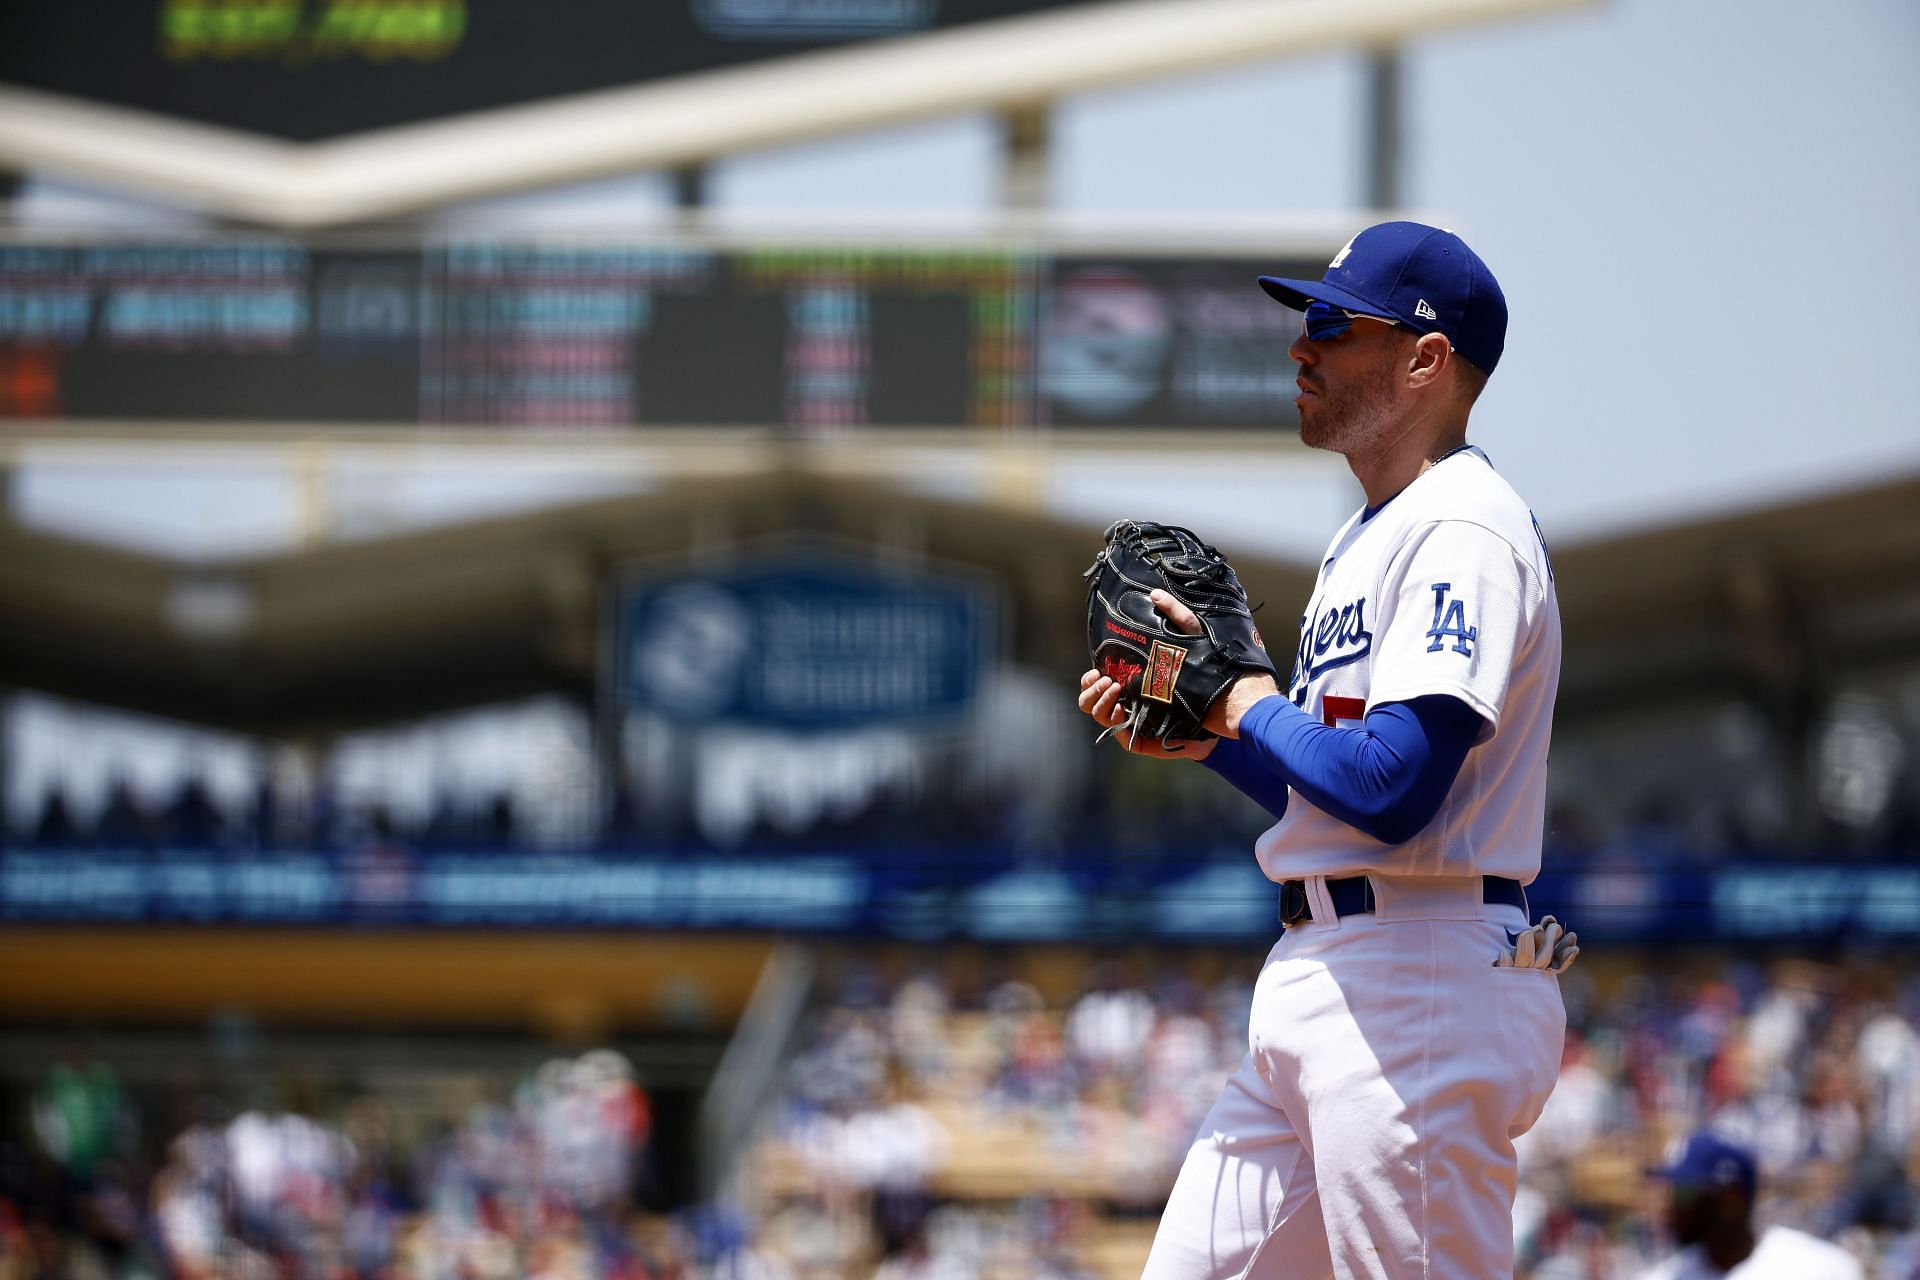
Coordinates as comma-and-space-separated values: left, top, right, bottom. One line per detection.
1288, 329, 1317, 366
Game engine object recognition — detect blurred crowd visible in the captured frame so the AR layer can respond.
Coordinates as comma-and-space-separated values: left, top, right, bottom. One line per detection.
0, 765, 1271, 865
729, 954, 1920, 1280
8, 767, 1918, 868
8, 670, 1920, 866
10, 776, 532, 857
0, 1050, 659, 1280
759, 960, 1250, 1199
1515, 960, 1920, 1277
12, 951, 1915, 1279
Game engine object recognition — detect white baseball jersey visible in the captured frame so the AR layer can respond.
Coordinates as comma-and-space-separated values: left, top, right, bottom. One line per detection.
1253, 446, 1560, 883
1641, 1226, 1866, 1280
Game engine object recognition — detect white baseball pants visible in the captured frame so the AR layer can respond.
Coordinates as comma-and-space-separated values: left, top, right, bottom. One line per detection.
1140, 875, 1566, 1280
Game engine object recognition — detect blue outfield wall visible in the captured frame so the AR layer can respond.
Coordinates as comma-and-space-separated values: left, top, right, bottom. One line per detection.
2, 848, 1917, 944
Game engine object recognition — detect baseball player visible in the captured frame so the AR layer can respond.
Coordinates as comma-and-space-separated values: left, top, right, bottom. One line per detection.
1640, 1131, 1865, 1280
1078, 222, 1569, 1278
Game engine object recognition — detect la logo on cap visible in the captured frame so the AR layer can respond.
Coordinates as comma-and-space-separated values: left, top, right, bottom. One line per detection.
1329, 237, 1357, 269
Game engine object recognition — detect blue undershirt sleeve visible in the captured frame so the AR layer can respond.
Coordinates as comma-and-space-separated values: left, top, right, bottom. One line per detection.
1198, 734, 1290, 820
1202, 693, 1484, 844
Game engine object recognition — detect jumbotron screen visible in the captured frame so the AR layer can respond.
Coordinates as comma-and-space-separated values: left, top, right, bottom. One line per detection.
0, 0, 1114, 141
0, 241, 1319, 430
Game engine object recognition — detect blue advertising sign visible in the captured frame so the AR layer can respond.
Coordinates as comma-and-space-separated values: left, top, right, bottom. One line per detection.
615, 551, 994, 729
6, 849, 1916, 946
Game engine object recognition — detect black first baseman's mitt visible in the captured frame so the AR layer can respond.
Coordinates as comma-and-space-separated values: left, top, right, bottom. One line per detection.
1083, 519, 1277, 748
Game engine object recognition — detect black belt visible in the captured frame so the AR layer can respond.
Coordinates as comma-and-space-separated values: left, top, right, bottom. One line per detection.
1279, 875, 1527, 927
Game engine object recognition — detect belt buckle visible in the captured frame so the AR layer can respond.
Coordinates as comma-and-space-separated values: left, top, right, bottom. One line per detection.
1279, 880, 1311, 928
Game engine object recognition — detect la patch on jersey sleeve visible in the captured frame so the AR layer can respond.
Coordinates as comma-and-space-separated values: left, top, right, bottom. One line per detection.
1366, 519, 1541, 740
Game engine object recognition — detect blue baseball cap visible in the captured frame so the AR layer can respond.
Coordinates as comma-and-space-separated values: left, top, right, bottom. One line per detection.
1647, 1131, 1758, 1202
1258, 221, 1509, 376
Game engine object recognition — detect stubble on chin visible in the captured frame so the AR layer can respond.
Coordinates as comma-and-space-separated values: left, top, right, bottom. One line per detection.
1297, 396, 1350, 451
1297, 362, 1394, 456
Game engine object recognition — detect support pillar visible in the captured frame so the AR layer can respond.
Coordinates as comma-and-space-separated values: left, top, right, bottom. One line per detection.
997, 100, 1053, 213
1364, 47, 1403, 211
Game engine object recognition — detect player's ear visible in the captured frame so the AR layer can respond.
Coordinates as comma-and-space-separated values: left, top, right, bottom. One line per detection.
1405, 333, 1452, 392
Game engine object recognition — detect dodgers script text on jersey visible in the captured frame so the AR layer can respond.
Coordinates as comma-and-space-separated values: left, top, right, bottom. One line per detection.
1258, 444, 1560, 884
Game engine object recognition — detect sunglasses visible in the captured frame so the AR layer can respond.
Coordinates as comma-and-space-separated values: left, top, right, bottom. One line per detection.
1300, 300, 1415, 342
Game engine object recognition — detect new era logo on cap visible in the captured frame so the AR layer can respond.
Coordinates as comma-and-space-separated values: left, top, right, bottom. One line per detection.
1255, 222, 1510, 376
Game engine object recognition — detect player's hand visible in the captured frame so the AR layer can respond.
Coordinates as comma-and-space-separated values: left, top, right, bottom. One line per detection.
1147, 589, 1281, 739
1075, 594, 1221, 759
1077, 667, 1216, 760
1147, 587, 1203, 635
1210, 671, 1282, 738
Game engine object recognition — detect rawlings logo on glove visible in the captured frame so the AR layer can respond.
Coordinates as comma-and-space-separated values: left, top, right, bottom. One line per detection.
1083, 519, 1277, 748
1143, 640, 1186, 703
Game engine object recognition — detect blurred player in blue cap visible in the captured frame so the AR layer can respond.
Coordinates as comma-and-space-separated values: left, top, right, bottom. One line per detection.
1642, 1130, 1863, 1279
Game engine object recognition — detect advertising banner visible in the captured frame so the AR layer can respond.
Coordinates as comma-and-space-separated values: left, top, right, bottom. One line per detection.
614, 550, 995, 731
5, 849, 1913, 945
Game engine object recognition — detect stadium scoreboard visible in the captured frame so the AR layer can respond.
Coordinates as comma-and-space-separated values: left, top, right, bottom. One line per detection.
0, 0, 1114, 142
0, 241, 1319, 430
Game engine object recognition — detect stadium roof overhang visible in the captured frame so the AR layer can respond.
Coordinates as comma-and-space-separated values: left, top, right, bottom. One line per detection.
3, 467, 1919, 739
0, 465, 1311, 735
0, 0, 1595, 228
